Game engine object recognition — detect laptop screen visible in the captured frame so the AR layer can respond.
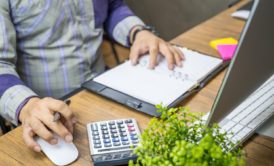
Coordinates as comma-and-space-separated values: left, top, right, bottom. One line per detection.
207, 0, 274, 125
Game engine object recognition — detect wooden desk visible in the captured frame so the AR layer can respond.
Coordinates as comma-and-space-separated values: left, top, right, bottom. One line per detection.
0, 1, 273, 165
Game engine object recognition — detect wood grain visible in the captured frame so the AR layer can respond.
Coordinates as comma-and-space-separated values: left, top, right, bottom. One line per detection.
0, 1, 273, 166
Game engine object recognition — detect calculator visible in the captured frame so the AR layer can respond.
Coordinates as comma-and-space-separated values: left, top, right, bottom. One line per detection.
87, 118, 141, 166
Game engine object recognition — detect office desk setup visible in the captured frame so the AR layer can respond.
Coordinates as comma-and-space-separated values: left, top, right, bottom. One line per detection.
0, 1, 273, 165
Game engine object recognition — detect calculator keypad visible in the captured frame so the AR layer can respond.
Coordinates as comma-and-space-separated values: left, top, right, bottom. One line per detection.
87, 119, 141, 156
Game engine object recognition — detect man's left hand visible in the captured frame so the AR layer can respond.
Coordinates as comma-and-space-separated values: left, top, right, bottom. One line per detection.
129, 29, 184, 70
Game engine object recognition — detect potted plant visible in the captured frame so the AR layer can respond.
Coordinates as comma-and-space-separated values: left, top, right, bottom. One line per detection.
129, 105, 245, 166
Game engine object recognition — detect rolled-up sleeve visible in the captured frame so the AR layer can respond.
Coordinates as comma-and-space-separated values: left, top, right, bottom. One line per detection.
0, 2, 37, 125
105, 0, 145, 46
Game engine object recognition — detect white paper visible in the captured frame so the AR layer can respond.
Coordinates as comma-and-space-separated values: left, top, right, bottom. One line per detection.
231, 10, 250, 20
94, 47, 222, 106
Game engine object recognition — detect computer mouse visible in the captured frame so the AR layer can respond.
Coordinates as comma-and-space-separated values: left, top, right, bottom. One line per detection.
231, 10, 250, 20
36, 134, 79, 165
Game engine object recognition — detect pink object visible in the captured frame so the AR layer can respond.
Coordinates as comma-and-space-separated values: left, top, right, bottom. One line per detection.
128, 127, 136, 131
217, 44, 237, 61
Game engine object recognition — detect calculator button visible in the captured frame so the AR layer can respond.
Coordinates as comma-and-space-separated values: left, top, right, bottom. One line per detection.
108, 121, 115, 125
92, 131, 99, 136
132, 140, 139, 144
104, 143, 112, 147
93, 135, 100, 140
131, 135, 138, 140
122, 141, 130, 145
103, 134, 110, 139
91, 124, 98, 131
113, 142, 121, 146
94, 140, 101, 144
117, 120, 123, 125
120, 132, 127, 137
101, 125, 108, 130
112, 138, 120, 142
130, 131, 137, 136
128, 127, 135, 132
94, 144, 102, 149
125, 119, 132, 123
100, 122, 107, 126
104, 139, 111, 144
111, 133, 119, 138
111, 129, 118, 133
110, 125, 116, 129
121, 137, 128, 141
102, 130, 108, 135
127, 123, 134, 127
119, 128, 126, 132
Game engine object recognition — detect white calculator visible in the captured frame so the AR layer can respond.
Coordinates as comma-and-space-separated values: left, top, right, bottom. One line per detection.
87, 118, 141, 165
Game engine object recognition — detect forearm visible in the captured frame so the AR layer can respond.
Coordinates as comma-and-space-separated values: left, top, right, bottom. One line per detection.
0, 72, 38, 125
105, 0, 145, 46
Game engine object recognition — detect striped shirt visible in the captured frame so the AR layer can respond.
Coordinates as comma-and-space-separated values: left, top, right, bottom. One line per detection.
0, 0, 144, 125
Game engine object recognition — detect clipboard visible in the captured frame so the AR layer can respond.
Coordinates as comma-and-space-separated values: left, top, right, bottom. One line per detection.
82, 49, 228, 117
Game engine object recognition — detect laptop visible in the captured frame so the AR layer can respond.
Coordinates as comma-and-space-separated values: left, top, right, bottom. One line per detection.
205, 0, 274, 145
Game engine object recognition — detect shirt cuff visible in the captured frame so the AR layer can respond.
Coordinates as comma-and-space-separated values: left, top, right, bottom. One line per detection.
16, 95, 38, 125
112, 16, 145, 47
0, 85, 38, 125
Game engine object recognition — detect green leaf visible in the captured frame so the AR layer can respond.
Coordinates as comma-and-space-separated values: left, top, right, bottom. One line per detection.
129, 105, 245, 166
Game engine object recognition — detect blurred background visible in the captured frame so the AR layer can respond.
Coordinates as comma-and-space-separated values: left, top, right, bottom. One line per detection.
125, 0, 232, 40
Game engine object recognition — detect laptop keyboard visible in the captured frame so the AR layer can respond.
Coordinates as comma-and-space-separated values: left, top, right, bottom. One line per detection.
202, 74, 274, 145
219, 75, 274, 144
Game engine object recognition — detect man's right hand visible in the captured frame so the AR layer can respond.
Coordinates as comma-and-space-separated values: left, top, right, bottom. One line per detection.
19, 97, 77, 152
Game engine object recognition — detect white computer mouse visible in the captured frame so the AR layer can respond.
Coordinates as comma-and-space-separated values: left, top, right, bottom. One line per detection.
36, 134, 79, 166
231, 10, 250, 20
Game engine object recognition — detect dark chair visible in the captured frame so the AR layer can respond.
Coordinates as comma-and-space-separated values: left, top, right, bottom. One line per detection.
0, 116, 11, 134
103, 34, 122, 65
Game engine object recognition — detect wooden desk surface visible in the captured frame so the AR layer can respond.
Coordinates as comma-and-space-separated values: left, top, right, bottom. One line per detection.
0, 1, 273, 166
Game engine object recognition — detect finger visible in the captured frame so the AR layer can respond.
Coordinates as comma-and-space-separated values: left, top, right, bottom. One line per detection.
139, 46, 149, 55
40, 114, 73, 143
29, 118, 56, 144
55, 117, 74, 137
170, 47, 182, 67
43, 98, 75, 137
129, 45, 140, 66
148, 45, 159, 69
174, 46, 185, 60
159, 44, 175, 70
23, 125, 41, 152
44, 98, 74, 122
65, 121, 74, 134
61, 117, 74, 134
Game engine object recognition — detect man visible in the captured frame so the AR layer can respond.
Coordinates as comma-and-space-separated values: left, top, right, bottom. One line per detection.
0, 0, 183, 152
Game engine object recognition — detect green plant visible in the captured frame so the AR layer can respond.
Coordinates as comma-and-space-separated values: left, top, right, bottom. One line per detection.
129, 105, 245, 166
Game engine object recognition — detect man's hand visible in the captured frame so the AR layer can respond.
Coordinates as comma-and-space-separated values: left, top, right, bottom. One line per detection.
129, 29, 184, 70
19, 97, 77, 152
